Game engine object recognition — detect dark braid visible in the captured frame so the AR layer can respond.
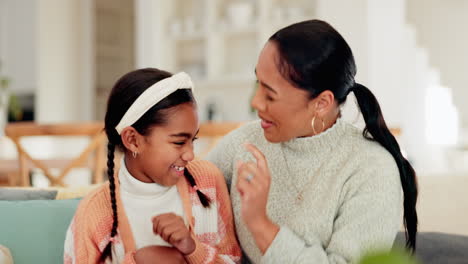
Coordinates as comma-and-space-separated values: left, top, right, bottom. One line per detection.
184, 168, 211, 208
99, 142, 117, 262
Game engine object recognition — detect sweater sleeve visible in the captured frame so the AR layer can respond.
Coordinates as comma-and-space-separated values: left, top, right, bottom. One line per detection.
261, 155, 403, 264
64, 219, 136, 264
63, 190, 137, 264
184, 164, 242, 264
63, 193, 103, 263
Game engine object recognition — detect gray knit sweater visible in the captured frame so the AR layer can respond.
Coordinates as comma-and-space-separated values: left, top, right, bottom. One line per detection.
206, 119, 403, 264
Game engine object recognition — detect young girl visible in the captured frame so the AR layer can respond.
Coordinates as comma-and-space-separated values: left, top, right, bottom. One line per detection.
64, 68, 241, 263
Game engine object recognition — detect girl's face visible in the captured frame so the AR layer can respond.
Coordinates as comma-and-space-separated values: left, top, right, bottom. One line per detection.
252, 41, 316, 143
129, 102, 199, 186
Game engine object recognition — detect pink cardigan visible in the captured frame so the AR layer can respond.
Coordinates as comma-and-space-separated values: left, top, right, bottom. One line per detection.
64, 160, 241, 263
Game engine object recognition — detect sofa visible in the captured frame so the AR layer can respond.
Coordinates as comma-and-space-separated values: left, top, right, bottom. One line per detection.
1, 175, 468, 264
393, 232, 468, 264
0, 186, 98, 264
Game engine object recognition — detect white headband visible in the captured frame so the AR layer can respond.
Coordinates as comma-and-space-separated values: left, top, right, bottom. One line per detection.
115, 72, 194, 134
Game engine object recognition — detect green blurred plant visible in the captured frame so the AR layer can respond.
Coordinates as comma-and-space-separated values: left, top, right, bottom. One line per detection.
0, 60, 22, 121
359, 248, 419, 264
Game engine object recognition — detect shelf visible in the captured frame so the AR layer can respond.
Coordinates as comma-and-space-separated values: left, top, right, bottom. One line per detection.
217, 22, 260, 37
274, 15, 315, 27
195, 74, 256, 88
146, 0, 316, 122
170, 31, 207, 42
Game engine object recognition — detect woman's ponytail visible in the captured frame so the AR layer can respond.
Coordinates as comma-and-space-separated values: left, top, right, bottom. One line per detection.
352, 83, 418, 252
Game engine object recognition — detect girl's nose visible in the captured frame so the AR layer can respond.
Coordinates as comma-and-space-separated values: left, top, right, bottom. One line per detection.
181, 146, 195, 162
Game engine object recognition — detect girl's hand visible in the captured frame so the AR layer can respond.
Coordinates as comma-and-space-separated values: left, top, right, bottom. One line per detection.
236, 143, 272, 230
152, 213, 195, 255
135, 245, 187, 264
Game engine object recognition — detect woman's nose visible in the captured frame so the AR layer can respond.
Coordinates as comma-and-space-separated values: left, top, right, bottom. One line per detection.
251, 89, 265, 112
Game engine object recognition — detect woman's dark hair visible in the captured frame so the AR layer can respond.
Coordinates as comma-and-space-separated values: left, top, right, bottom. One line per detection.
100, 68, 210, 262
269, 20, 418, 252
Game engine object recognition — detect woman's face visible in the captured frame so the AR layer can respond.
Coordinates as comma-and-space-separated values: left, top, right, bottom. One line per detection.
128, 102, 199, 186
252, 41, 316, 143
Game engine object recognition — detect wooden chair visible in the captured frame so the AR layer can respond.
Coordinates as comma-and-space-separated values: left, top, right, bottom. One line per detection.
5, 122, 107, 187
195, 121, 244, 158
390, 127, 402, 137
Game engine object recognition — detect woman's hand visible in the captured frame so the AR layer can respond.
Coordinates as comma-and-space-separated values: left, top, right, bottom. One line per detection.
152, 213, 195, 255
236, 143, 271, 229
134, 245, 187, 264
236, 143, 279, 253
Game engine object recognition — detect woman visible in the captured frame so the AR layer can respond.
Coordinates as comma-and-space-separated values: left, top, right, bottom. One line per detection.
206, 19, 417, 263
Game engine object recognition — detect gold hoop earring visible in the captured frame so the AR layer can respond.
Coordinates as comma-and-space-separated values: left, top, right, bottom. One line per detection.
311, 116, 325, 135
132, 151, 138, 158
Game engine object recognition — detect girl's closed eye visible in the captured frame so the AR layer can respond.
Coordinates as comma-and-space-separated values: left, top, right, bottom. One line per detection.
174, 137, 197, 145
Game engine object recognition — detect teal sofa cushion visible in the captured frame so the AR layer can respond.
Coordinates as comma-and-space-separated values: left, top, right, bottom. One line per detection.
0, 198, 80, 264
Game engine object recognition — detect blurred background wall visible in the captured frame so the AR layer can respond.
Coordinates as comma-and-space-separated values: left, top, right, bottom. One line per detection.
0, 0, 467, 176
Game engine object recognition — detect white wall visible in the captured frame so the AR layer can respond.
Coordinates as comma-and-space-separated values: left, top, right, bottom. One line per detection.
315, 0, 440, 172
135, 0, 164, 69
80, 0, 95, 121
407, 0, 468, 128
36, 0, 94, 122
316, 0, 410, 129
367, 0, 407, 128
316, 0, 369, 86
0, 0, 94, 122
0, 0, 37, 95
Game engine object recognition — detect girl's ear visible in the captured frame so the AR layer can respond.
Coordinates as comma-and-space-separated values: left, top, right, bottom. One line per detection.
120, 127, 142, 153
